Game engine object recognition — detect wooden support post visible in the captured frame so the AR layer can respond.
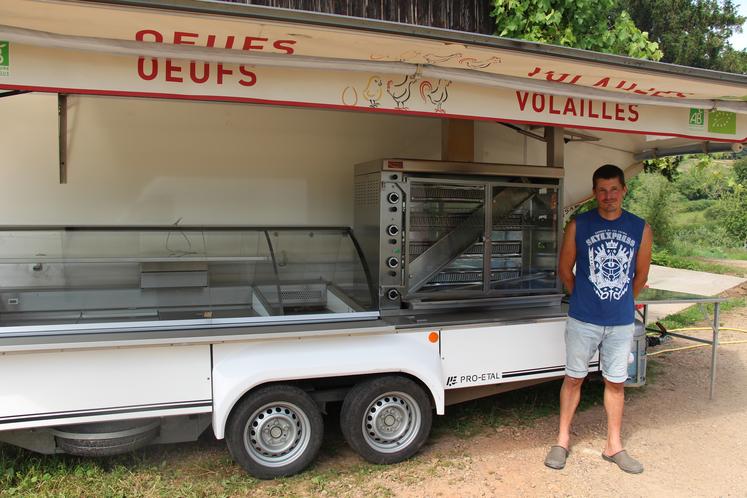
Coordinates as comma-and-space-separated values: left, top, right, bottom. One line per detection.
545, 125, 564, 168
58, 94, 67, 184
441, 119, 474, 162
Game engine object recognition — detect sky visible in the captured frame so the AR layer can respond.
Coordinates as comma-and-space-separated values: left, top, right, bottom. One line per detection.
730, 0, 747, 50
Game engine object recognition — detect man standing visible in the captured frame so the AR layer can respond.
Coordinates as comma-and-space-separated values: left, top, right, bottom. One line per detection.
544, 164, 653, 474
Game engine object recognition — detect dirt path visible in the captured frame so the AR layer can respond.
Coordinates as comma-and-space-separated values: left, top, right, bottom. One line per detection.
702, 257, 747, 272
295, 302, 747, 497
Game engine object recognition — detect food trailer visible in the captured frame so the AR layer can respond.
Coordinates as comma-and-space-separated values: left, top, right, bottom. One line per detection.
0, 0, 745, 479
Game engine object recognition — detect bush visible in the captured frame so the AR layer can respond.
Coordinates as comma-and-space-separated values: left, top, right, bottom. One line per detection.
733, 157, 747, 186
707, 188, 747, 246
680, 198, 715, 212
626, 172, 680, 248
675, 156, 730, 200
669, 223, 737, 256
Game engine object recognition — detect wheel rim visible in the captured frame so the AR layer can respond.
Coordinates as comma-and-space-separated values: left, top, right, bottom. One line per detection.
243, 401, 312, 467
361, 391, 421, 453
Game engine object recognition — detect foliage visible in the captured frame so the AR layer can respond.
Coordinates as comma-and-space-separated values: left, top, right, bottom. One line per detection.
626, 172, 680, 247
619, 0, 746, 73
718, 47, 747, 74
643, 156, 682, 181
674, 155, 731, 200
679, 198, 716, 212
706, 188, 747, 245
490, 0, 662, 60
733, 157, 747, 186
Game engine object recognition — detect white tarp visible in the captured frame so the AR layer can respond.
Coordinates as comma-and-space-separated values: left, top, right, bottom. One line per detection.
0, 0, 745, 142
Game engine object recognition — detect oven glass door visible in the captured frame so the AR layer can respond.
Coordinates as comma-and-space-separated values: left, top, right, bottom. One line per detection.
405, 179, 486, 298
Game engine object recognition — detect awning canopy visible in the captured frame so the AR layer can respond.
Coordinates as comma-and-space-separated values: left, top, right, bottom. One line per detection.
1, 0, 746, 143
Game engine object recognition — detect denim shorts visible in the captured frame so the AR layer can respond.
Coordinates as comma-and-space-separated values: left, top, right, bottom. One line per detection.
565, 316, 634, 383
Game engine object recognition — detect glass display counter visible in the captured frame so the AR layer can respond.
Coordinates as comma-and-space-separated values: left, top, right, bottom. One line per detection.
0, 227, 374, 328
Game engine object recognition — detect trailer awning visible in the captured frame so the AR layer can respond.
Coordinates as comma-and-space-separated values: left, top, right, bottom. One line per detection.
0, 0, 746, 142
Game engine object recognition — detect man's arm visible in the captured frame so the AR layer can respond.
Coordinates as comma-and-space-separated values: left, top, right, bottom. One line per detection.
633, 223, 653, 298
558, 219, 577, 295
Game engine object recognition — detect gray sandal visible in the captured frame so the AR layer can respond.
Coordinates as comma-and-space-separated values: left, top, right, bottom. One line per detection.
544, 445, 569, 469
602, 450, 644, 474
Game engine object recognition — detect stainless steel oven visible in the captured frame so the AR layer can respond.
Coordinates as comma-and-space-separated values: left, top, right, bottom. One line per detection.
354, 159, 564, 312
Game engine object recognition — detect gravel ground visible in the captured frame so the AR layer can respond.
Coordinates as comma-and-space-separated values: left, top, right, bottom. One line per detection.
375, 303, 747, 497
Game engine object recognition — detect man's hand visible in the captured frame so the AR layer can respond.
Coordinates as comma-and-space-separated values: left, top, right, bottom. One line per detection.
633, 223, 653, 298
558, 219, 577, 295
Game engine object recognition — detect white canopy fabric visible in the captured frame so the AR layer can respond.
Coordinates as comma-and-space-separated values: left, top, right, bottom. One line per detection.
0, 0, 746, 143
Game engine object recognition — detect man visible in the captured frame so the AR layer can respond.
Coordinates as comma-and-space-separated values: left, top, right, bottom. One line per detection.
544, 164, 653, 474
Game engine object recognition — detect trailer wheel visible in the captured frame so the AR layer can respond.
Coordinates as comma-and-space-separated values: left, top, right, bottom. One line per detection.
225, 385, 323, 479
340, 376, 432, 464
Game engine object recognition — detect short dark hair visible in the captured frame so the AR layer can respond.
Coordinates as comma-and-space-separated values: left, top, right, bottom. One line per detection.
592, 164, 626, 189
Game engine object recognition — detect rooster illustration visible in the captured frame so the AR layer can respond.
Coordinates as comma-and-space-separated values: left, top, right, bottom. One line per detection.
386, 74, 418, 110
362, 76, 383, 108
419, 79, 451, 113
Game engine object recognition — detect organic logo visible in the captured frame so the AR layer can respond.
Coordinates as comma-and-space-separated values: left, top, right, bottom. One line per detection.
446, 376, 458, 387
707, 110, 736, 135
0, 41, 8, 77
688, 108, 705, 128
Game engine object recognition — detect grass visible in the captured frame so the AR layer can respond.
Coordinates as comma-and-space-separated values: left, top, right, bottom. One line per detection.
0, 375, 609, 497
4, 243, 744, 496
673, 210, 706, 226
651, 249, 746, 277
658, 297, 747, 330
432, 373, 628, 440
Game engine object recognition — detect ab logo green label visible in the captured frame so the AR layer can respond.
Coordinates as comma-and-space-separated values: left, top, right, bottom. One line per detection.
0, 41, 8, 77
688, 108, 704, 128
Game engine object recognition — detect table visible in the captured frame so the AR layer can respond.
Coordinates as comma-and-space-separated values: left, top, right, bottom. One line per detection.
636, 288, 726, 400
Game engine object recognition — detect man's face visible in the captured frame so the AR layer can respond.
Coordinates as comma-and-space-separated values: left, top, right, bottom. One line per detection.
593, 177, 627, 215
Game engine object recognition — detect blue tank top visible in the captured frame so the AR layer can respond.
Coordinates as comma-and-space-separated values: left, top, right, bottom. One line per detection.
569, 209, 645, 326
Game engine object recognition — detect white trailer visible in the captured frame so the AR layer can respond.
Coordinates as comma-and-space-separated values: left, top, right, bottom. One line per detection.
0, 0, 745, 479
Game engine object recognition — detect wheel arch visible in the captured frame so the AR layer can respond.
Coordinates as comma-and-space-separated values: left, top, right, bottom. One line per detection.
211, 333, 444, 439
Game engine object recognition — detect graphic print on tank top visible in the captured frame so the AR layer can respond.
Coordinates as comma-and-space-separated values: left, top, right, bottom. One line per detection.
585, 229, 636, 301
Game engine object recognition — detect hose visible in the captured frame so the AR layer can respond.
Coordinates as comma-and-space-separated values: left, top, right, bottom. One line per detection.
666, 327, 747, 334
647, 340, 747, 357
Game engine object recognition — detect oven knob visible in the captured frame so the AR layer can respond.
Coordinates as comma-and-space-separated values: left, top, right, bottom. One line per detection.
387, 192, 400, 204
386, 257, 399, 268
386, 225, 399, 236
387, 289, 400, 301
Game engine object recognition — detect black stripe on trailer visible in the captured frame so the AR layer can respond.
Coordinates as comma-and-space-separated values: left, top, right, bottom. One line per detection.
0, 400, 212, 425
502, 361, 600, 379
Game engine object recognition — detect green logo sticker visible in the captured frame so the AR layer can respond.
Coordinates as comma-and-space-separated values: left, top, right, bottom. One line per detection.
688, 108, 705, 128
0, 41, 8, 77
708, 110, 736, 135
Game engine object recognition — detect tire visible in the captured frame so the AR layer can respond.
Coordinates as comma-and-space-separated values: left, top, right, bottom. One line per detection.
225, 385, 323, 479
52, 419, 160, 457
340, 376, 432, 464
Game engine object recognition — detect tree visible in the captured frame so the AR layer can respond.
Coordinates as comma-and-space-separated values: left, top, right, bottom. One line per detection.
620, 0, 746, 72
491, 0, 663, 60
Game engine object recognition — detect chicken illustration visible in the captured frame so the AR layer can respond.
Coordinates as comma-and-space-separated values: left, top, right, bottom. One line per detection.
458, 56, 502, 69
386, 74, 418, 110
419, 79, 451, 113
362, 76, 383, 107
422, 52, 462, 64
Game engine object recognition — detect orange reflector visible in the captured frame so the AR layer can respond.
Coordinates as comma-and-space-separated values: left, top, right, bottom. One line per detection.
428, 331, 439, 343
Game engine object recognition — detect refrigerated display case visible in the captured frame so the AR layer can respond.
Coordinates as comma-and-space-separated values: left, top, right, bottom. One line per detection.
0, 226, 374, 329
